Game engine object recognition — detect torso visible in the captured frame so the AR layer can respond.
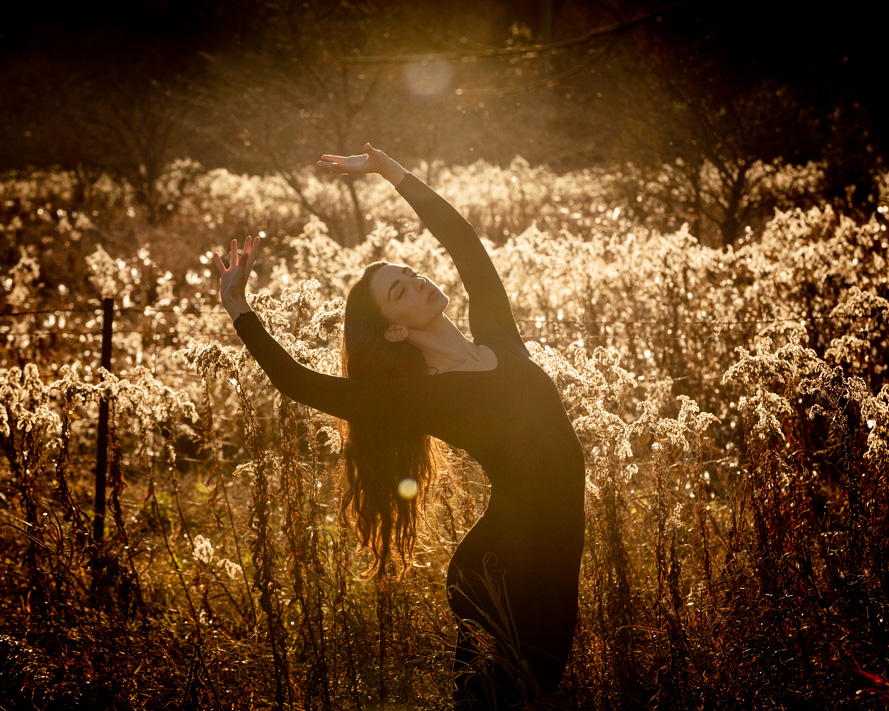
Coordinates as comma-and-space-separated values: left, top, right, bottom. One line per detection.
423, 339, 585, 523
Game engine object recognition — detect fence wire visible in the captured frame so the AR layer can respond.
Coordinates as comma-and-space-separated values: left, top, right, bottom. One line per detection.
0, 303, 868, 332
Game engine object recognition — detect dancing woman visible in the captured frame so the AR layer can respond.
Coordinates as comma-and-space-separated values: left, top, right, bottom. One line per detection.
214, 145, 585, 709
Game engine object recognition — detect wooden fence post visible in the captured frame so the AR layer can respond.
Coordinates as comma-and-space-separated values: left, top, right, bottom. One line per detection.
93, 297, 113, 543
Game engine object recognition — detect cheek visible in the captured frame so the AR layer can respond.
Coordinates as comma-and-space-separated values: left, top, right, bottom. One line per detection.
380, 290, 441, 326
379, 298, 413, 325
378, 303, 399, 323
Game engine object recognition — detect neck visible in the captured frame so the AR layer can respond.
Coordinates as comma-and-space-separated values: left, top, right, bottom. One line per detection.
406, 315, 485, 374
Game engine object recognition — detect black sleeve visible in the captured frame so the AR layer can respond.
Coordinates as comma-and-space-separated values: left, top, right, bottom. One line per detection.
396, 174, 524, 348
233, 311, 410, 424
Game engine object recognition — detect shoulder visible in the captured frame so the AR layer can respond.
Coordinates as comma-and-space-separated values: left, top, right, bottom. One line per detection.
475, 332, 529, 359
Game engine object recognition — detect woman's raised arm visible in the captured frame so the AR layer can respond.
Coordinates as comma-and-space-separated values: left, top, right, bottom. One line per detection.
318, 145, 523, 348
213, 234, 424, 424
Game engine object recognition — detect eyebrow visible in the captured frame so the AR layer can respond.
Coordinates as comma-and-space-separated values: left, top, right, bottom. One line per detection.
387, 266, 411, 301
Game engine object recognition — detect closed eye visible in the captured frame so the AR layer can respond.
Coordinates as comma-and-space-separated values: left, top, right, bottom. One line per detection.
388, 266, 415, 302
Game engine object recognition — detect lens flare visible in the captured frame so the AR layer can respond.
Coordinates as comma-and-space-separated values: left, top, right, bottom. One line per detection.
403, 58, 451, 100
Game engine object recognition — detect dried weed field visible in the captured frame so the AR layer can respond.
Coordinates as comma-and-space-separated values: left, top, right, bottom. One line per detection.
1, 159, 888, 709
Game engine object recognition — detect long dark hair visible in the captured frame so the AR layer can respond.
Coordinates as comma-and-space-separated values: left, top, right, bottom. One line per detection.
340, 261, 440, 576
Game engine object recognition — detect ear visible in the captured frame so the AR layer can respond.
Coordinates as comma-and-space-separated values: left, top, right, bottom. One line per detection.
384, 324, 409, 343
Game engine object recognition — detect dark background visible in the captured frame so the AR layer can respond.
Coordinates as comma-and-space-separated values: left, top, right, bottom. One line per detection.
1, 0, 886, 222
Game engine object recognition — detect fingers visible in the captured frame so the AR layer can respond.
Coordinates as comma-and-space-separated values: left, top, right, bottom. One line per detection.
235, 236, 255, 276
318, 155, 349, 174
317, 156, 352, 175
316, 160, 342, 174
214, 237, 256, 276
246, 236, 261, 271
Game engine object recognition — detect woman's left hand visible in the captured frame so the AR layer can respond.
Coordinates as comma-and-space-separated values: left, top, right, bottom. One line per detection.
317, 143, 408, 186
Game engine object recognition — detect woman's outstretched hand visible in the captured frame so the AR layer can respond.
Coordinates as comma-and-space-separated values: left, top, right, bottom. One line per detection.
317, 143, 408, 186
213, 235, 261, 320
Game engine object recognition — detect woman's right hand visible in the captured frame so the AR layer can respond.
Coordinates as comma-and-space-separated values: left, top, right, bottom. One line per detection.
317, 143, 408, 186
213, 236, 261, 320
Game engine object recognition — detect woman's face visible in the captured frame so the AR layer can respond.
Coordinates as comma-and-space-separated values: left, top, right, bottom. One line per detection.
369, 263, 448, 331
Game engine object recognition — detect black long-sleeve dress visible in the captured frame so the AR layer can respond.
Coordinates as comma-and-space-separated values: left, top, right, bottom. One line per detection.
233, 174, 585, 709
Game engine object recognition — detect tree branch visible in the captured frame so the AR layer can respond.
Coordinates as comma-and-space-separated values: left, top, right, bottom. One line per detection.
337, 0, 689, 66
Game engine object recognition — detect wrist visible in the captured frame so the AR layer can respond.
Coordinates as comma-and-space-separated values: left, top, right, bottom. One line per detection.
380, 155, 409, 186
223, 297, 252, 321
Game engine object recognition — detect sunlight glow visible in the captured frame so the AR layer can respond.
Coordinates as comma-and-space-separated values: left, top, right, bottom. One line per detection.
403, 58, 451, 100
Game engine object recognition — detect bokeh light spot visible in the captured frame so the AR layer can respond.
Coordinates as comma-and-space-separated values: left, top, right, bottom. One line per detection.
398, 477, 419, 500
